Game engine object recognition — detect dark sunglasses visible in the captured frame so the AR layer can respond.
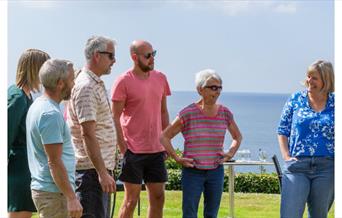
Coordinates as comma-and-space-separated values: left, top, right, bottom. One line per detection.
141, 50, 157, 59
98, 51, 115, 60
204, 85, 222, 91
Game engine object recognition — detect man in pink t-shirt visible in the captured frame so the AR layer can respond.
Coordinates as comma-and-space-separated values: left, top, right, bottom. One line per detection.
111, 40, 171, 218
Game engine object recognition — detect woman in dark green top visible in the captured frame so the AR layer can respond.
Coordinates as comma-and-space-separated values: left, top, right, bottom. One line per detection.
8, 49, 50, 218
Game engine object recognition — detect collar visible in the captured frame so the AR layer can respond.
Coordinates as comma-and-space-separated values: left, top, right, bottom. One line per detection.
83, 67, 103, 84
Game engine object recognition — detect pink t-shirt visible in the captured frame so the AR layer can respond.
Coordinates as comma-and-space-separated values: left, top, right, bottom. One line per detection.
111, 70, 171, 153
179, 103, 233, 170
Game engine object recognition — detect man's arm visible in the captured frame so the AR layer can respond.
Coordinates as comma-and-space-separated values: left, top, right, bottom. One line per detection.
44, 144, 83, 218
112, 100, 127, 155
80, 121, 116, 193
161, 95, 170, 130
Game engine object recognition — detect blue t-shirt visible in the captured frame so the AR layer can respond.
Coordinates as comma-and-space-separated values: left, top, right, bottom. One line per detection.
277, 90, 334, 157
26, 96, 76, 192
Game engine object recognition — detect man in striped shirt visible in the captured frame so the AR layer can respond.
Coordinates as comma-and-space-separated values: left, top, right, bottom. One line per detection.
67, 35, 117, 218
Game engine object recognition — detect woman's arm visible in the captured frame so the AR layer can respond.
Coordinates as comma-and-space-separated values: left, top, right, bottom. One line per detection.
160, 117, 194, 167
278, 135, 297, 161
277, 93, 297, 161
221, 119, 242, 162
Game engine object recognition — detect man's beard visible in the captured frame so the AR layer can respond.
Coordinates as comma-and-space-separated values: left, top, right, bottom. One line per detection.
61, 87, 71, 100
138, 58, 153, 72
103, 67, 112, 75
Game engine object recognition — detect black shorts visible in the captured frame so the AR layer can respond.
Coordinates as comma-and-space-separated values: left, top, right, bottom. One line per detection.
118, 149, 168, 184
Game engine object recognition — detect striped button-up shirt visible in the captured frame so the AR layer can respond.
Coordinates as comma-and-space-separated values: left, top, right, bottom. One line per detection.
67, 68, 116, 170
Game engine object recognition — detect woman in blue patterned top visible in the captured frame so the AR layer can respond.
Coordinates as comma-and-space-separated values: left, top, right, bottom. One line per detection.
277, 60, 334, 218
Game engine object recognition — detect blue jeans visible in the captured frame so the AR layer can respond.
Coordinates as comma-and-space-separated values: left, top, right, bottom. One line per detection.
182, 165, 224, 218
75, 169, 111, 218
281, 157, 334, 218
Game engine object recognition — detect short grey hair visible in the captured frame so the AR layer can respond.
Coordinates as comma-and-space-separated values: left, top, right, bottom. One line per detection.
84, 35, 116, 62
39, 59, 73, 90
195, 69, 222, 89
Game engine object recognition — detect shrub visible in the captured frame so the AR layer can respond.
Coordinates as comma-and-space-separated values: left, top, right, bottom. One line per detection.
165, 149, 183, 170
233, 173, 280, 194
166, 169, 182, 190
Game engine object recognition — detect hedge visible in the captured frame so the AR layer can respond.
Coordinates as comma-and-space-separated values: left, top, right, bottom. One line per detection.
116, 149, 280, 193
166, 169, 280, 194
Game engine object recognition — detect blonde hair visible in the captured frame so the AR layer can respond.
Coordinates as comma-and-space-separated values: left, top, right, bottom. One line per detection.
305, 60, 334, 93
15, 49, 50, 92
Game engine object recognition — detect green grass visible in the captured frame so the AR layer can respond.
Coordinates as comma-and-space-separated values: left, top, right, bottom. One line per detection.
32, 191, 334, 218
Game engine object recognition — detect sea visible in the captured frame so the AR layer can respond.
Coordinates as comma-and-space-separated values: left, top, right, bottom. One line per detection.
167, 91, 290, 173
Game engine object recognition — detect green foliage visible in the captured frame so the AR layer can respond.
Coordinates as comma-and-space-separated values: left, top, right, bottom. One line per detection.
166, 169, 182, 190
164, 148, 183, 170
233, 173, 280, 194
166, 169, 280, 194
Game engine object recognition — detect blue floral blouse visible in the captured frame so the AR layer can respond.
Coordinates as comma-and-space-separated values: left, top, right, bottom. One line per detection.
277, 90, 334, 157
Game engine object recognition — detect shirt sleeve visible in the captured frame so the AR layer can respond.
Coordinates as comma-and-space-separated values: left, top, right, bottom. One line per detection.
178, 106, 191, 131
162, 74, 171, 96
73, 85, 97, 123
38, 111, 64, 145
277, 94, 295, 137
111, 76, 127, 102
177, 113, 185, 128
223, 106, 234, 126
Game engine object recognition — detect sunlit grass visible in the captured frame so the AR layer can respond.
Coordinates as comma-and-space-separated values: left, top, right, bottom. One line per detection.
32, 191, 334, 218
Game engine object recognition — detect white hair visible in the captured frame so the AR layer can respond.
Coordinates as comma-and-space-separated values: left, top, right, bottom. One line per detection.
39, 59, 73, 90
84, 35, 116, 62
195, 69, 222, 89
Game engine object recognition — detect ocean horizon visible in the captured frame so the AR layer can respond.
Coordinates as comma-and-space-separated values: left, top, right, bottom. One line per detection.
56, 90, 292, 173
167, 91, 291, 173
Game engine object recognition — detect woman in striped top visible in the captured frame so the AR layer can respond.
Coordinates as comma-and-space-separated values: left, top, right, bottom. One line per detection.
160, 69, 242, 218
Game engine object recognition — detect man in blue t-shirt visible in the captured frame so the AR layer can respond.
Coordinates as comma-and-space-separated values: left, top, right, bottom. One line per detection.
26, 59, 83, 218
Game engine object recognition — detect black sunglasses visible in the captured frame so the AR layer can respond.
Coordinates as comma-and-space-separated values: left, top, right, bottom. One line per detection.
204, 85, 222, 91
140, 50, 157, 59
98, 51, 115, 60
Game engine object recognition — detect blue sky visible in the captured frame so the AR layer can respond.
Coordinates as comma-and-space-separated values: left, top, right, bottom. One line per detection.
1, 1, 341, 216
7, 0, 334, 94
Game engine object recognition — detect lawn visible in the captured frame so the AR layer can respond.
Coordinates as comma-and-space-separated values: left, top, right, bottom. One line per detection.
32, 191, 334, 218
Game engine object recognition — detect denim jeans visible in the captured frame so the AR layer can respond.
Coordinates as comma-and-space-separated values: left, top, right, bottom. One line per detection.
182, 165, 224, 218
281, 156, 334, 218
75, 169, 111, 218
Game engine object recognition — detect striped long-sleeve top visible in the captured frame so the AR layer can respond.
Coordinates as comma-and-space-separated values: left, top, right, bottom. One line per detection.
179, 103, 233, 170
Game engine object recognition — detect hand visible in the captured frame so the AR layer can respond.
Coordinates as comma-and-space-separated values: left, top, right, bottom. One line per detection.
98, 172, 116, 193
217, 153, 233, 164
284, 156, 298, 161
163, 151, 169, 161
176, 157, 194, 168
120, 147, 127, 155
117, 142, 127, 155
67, 197, 83, 218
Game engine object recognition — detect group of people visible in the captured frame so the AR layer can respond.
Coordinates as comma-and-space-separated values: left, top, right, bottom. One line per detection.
7, 34, 334, 218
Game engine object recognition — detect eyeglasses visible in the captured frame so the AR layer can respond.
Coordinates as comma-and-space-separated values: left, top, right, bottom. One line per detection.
204, 85, 222, 91
98, 51, 115, 60
139, 50, 157, 59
